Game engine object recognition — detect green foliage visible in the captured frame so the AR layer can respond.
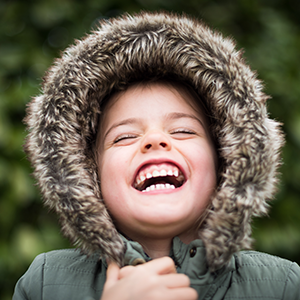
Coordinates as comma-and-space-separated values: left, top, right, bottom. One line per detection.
1, 0, 300, 299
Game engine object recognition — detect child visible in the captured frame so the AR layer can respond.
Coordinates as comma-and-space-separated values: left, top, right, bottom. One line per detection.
13, 11, 300, 300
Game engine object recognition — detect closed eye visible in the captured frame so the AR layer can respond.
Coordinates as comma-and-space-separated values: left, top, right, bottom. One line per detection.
113, 134, 138, 144
170, 129, 196, 135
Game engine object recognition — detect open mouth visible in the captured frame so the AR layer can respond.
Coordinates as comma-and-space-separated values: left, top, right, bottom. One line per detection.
133, 162, 186, 192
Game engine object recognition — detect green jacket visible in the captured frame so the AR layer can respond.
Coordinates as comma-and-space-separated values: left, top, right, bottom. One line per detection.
13, 237, 300, 300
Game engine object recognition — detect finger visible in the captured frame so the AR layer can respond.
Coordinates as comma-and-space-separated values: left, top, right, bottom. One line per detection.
104, 262, 120, 290
166, 287, 198, 300
119, 265, 136, 279
142, 256, 177, 275
160, 273, 191, 288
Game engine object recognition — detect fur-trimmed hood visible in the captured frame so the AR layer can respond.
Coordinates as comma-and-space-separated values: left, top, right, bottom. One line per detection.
24, 11, 284, 271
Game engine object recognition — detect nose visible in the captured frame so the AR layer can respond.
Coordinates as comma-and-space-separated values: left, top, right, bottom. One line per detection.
141, 131, 172, 153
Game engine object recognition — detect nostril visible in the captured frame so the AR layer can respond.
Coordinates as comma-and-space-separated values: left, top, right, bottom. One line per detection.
142, 139, 170, 151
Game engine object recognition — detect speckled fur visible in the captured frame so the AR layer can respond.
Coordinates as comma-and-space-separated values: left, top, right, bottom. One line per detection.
24, 12, 284, 271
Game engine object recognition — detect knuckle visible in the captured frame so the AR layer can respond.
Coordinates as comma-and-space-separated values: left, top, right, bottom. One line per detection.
147, 274, 159, 286
190, 288, 198, 299
178, 274, 190, 285
163, 256, 174, 264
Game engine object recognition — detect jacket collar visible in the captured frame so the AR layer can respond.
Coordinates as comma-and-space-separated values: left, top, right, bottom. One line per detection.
120, 235, 235, 278
101, 235, 236, 299
121, 235, 151, 266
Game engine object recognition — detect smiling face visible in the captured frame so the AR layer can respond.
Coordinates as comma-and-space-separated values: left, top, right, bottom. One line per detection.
96, 81, 217, 243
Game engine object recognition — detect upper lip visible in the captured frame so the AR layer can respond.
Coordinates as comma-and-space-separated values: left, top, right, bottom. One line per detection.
132, 158, 186, 187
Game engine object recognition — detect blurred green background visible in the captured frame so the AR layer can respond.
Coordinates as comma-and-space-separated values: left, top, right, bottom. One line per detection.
1, 0, 300, 299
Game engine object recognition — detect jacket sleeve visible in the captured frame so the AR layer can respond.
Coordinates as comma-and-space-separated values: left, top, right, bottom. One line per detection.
13, 253, 45, 300
283, 262, 300, 300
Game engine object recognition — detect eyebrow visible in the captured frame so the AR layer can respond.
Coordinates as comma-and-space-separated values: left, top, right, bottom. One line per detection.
103, 112, 204, 140
103, 118, 142, 140
165, 112, 204, 127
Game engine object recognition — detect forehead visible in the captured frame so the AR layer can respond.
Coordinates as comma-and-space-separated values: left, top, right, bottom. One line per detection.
101, 80, 208, 122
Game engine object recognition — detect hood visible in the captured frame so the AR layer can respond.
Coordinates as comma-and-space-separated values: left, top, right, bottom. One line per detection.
24, 11, 284, 271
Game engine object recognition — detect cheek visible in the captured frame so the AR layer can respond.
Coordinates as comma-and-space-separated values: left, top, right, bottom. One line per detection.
99, 165, 122, 219
190, 143, 217, 188
189, 140, 216, 167
98, 150, 131, 207
100, 149, 122, 180
99, 153, 113, 198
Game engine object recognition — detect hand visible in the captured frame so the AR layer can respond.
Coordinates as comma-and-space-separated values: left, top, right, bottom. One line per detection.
100, 256, 198, 300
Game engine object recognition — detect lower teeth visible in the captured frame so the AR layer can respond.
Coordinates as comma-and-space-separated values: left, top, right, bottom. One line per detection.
142, 183, 175, 192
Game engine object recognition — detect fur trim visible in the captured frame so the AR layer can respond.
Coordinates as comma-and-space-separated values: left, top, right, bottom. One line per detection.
24, 11, 284, 271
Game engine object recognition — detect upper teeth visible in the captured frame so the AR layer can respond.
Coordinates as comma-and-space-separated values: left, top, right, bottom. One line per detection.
136, 169, 181, 186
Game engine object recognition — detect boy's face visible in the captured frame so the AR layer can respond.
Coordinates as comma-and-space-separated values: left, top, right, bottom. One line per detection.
97, 82, 217, 242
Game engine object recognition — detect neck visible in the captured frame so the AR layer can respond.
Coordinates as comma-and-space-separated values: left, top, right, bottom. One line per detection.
123, 229, 198, 259
139, 237, 172, 258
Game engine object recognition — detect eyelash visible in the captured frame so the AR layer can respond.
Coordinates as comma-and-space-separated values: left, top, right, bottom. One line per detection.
113, 134, 137, 144
170, 129, 196, 135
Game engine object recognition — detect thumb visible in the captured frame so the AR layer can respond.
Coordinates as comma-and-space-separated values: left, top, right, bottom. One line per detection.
104, 262, 120, 291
